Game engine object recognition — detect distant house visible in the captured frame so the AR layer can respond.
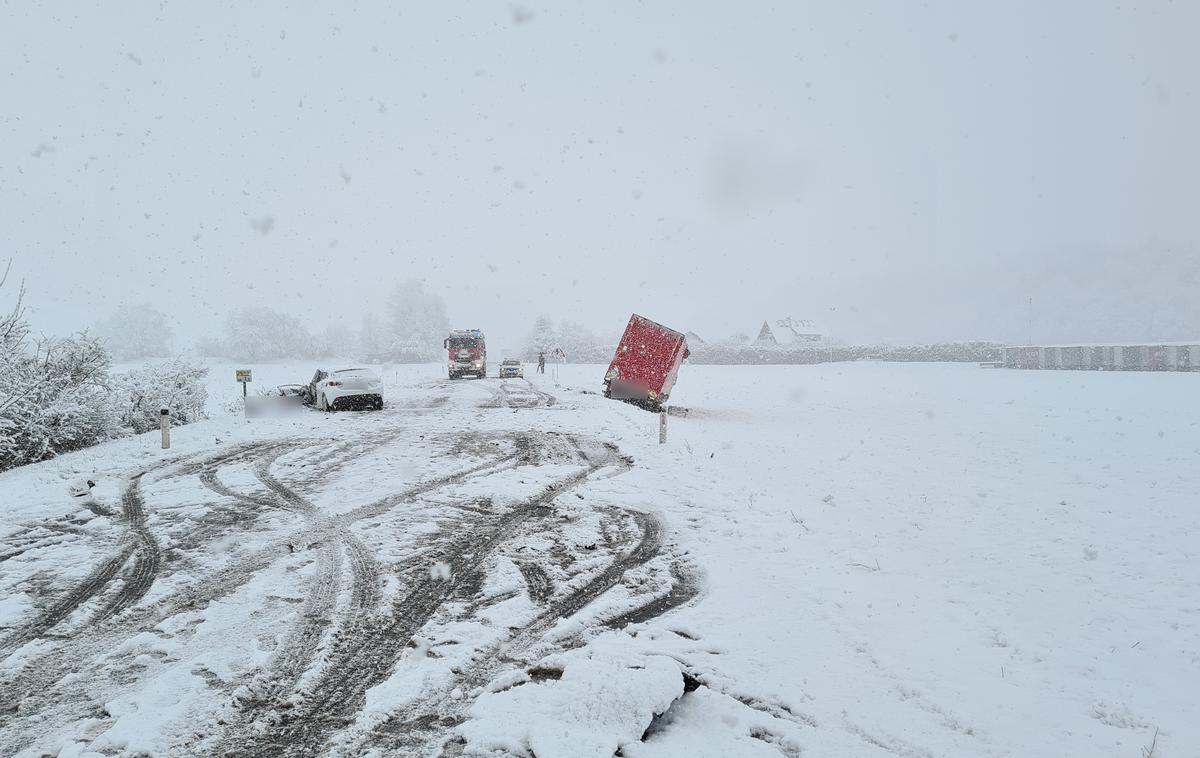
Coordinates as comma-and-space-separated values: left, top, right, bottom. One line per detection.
753, 321, 778, 347
777, 318, 822, 343
684, 330, 707, 346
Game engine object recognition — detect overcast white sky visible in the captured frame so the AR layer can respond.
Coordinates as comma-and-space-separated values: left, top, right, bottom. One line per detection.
3, 1, 1198, 350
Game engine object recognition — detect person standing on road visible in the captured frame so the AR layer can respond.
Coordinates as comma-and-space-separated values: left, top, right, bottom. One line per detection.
537, 351, 546, 373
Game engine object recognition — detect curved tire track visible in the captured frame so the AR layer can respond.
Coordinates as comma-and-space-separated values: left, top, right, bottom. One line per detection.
361, 508, 698, 757
0, 445, 511, 746
2, 431, 671, 758
0, 473, 162, 659
221, 462, 604, 758
91, 475, 162, 621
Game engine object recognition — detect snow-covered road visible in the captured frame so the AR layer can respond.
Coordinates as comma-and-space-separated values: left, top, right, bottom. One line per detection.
1, 363, 1197, 757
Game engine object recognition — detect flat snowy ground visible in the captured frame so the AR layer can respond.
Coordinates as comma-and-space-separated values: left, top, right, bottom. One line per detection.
1, 361, 1196, 757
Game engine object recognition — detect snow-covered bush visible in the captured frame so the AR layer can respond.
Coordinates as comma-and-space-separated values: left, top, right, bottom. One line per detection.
94, 302, 173, 360
112, 359, 209, 433
1, 317, 120, 471
686, 341, 1003, 365
26, 385, 122, 461
1, 266, 208, 471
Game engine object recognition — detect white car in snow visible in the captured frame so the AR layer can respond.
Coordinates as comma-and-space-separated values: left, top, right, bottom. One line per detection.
309, 368, 383, 411
499, 359, 524, 378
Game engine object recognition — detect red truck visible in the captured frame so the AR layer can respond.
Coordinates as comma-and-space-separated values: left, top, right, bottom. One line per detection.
445, 329, 487, 379
603, 314, 689, 410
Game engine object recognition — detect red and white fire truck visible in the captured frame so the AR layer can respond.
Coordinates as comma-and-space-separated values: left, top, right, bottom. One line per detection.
445, 329, 487, 379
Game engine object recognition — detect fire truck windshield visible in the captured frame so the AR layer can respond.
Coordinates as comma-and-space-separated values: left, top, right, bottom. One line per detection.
448, 337, 480, 349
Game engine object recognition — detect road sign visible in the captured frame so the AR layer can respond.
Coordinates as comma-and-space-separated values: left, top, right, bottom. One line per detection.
236, 369, 252, 399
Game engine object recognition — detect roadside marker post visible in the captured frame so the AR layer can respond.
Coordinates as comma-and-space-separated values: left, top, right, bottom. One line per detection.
659, 409, 667, 444
160, 407, 170, 449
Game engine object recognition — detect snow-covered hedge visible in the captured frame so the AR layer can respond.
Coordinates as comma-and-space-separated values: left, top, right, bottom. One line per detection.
516, 317, 1002, 365
113, 359, 209, 434
0, 329, 118, 470
687, 341, 1004, 365
1, 269, 209, 472
1, 354, 210, 472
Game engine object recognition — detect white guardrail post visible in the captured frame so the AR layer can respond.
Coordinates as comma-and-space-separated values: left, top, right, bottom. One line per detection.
659, 409, 667, 444
160, 407, 170, 449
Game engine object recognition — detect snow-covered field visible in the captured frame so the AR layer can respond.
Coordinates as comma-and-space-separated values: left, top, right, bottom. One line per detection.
1, 361, 1196, 757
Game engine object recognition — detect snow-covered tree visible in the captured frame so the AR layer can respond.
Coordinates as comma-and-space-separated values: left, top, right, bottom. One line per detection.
316, 323, 357, 358
384, 280, 449, 360
222, 306, 314, 361
94, 303, 173, 361
555, 320, 613, 362
358, 311, 385, 359
1, 265, 119, 469
1, 264, 211, 471
524, 316, 556, 357
0, 261, 29, 376
194, 335, 225, 357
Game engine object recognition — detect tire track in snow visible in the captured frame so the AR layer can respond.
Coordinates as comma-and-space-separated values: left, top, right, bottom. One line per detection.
90, 475, 162, 621
222, 459, 605, 758
0, 447, 513, 745
479, 378, 557, 409
362, 507, 700, 757
602, 562, 700, 629
0, 472, 162, 659
517, 562, 554, 604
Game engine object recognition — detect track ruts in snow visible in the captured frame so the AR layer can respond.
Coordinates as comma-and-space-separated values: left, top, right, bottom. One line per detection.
0, 444, 511, 751
517, 562, 554, 604
480, 379, 557, 409
90, 475, 162, 621
361, 507, 699, 756
219, 461, 602, 758
0, 471, 163, 659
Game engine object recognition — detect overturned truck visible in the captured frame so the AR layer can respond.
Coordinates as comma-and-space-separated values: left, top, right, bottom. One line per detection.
603, 314, 689, 411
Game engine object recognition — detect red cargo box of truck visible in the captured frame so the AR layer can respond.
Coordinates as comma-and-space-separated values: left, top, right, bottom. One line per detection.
603, 314, 689, 410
